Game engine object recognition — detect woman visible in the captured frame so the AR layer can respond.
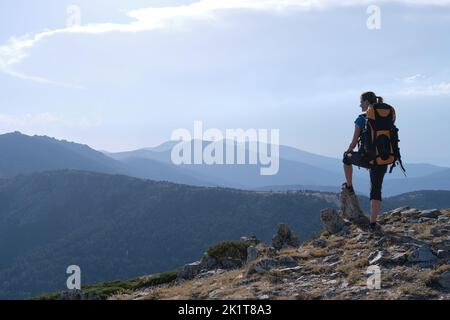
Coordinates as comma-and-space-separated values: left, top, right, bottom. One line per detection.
342, 91, 388, 230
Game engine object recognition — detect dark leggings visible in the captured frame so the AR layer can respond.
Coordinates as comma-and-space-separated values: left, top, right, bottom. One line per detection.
343, 152, 388, 201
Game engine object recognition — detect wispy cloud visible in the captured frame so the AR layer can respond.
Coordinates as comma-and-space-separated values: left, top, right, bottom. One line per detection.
0, 113, 102, 129
399, 73, 424, 84
399, 82, 450, 96
2, 0, 450, 86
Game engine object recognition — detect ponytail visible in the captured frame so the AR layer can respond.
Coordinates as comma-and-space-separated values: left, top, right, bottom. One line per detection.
361, 91, 384, 105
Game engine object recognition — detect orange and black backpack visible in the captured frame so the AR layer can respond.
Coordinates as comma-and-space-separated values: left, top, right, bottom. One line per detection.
359, 103, 406, 174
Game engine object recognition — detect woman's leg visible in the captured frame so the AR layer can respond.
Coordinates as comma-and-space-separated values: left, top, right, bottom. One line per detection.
370, 200, 381, 223
344, 163, 353, 187
369, 165, 388, 223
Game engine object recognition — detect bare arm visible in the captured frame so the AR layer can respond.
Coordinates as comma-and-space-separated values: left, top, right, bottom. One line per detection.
346, 125, 361, 153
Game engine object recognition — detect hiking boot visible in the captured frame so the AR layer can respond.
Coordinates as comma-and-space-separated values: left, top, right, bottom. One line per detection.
369, 222, 383, 234
342, 182, 355, 195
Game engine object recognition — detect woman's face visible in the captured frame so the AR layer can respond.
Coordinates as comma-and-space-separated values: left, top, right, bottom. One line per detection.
360, 97, 370, 111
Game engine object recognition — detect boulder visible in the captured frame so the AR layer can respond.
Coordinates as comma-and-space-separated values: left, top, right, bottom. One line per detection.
320, 208, 345, 234
246, 246, 260, 264
340, 185, 366, 222
418, 209, 441, 219
200, 253, 218, 270
407, 245, 438, 263
271, 224, 300, 250
278, 256, 298, 268
177, 261, 203, 280
386, 207, 410, 218
248, 258, 279, 275
438, 271, 450, 289
218, 258, 243, 270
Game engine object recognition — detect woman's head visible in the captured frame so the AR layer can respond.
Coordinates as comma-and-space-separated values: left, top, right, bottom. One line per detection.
360, 91, 383, 111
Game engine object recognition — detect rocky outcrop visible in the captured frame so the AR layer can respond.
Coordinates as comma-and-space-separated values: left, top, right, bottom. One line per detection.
104, 207, 450, 301
340, 184, 368, 224
177, 237, 261, 281
271, 224, 300, 250
320, 208, 345, 234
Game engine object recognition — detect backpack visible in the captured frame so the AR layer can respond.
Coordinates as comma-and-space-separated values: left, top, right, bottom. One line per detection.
359, 103, 406, 175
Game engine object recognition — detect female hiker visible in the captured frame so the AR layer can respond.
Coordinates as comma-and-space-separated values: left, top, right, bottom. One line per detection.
342, 91, 388, 230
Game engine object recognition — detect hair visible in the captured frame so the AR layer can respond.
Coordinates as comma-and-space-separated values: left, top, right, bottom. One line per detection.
361, 91, 383, 104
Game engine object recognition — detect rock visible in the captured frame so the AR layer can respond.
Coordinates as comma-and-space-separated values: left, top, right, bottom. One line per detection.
328, 261, 341, 267
198, 270, 218, 278
438, 271, 450, 289
437, 250, 450, 259
271, 224, 300, 250
391, 252, 408, 264
246, 246, 260, 264
277, 266, 302, 273
323, 255, 340, 264
200, 253, 218, 270
400, 208, 420, 218
329, 272, 341, 279
208, 289, 223, 299
368, 251, 385, 265
218, 257, 243, 270
258, 294, 270, 300
340, 186, 366, 222
269, 275, 283, 284
320, 208, 345, 234
407, 245, 438, 263
177, 261, 202, 280
248, 258, 279, 274
431, 226, 449, 237
240, 235, 260, 244
387, 207, 410, 218
278, 256, 298, 268
312, 239, 327, 248
418, 209, 441, 219
266, 246, 277, 258
354, 233, 370, 243
418, 217, 434, 223
56, 290, 103, 300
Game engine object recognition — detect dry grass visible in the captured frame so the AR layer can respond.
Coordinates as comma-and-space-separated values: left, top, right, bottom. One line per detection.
337, 258, 368, 276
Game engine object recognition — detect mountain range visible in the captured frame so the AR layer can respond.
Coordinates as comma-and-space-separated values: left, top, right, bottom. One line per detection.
1, 131, 450, 196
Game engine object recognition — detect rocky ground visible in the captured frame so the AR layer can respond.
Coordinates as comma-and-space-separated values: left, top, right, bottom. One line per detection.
110, 199, 450, 300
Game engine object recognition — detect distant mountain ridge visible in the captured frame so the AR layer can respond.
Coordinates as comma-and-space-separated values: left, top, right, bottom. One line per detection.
1, 131, 450, 196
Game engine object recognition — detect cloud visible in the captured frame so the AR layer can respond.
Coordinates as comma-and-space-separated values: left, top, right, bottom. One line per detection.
0, 113, 102, 129
400, 73, 424, 84
398, 82, 450, 96
2, 0, 450, 86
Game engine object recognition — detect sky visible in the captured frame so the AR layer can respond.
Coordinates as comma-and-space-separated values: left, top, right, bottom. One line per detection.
1, 0, 450, 166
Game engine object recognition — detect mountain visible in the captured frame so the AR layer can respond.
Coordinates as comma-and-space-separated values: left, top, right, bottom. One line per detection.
2, 132, 450, 196
0, 170, 336, 299
0, 131, 125, 178
0, 132, 214, 186
108, 140, 450, 196
42, 206, 450, 300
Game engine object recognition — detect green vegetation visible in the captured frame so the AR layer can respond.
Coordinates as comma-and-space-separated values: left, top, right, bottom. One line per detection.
36, 269, 180, 300
206, 240, 256, 261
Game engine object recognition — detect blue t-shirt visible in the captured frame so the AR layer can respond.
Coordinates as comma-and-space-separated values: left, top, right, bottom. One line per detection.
355, 113, 366, 130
